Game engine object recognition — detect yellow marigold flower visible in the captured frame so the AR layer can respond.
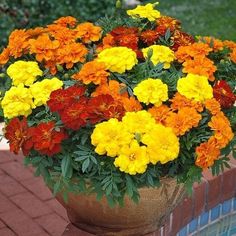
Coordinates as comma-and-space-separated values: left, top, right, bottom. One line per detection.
142, 124, 179, 164
142, 45, 175, 69
91, 119, 133, 157
133, 78, 168, 106
114, 140, 149, 175
30, 77, 63, 106
122, 110, 156, 135
127, 3, 161, 22
97, 47, 138, 73
1, 84, 35, 118
177, 74, 213, 102
7, 60, 43, 86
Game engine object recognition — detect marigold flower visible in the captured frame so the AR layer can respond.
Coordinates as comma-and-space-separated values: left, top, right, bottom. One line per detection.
142, 45, 175, 69
127, 3, 161, 21
156, 16, 181, 32
199, 36, 224, 52
7, 60, 43, 86
165, 108, 202, 136
213, 80, 236, 109
97, 34, 115, 52
142, 124, 179, 164
76, 22, 102, 43
171, 30, 195, 51
0, 48, 10, 65
5, 117, 30, 155
133, 78, 168, 106
47, 85, 86, 113
56, 42, 88, 69
121, 97, 142, 112
53, 16, 77, 27
177, 74, 213, 102
31, 121, 68, 156
29, 34, 60, 62
7, 29, 29, 58
91, 118, 133, 157
182, 56, 217, 81
140, 30, 159, 45
114, 140, 149, 175
25, 27, 47, 38
175, 42, 212, 62
148, 105, 171, 125
1, 84, 35, 118
195, 138, 220, 169
223, 40, 236, 51
204, 98, 221, 115
97, 47, 138, 73
72, 61, 109, 85
170, 92, 203, 112
208, 112, 234, 148
30, 78, 63, 107
230, 48, 236, 63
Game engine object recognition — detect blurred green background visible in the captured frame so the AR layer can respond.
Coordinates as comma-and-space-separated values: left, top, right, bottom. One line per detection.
0, 0, 235, 48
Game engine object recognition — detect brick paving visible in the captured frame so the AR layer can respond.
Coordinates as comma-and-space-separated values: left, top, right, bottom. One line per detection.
0, 150, 69, 236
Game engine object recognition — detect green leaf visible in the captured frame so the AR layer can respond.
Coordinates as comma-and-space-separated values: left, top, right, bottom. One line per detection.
53, 181, 61, 196
82, 158, 90, 173
61, 156, 73, 178
125, 175, 134, 198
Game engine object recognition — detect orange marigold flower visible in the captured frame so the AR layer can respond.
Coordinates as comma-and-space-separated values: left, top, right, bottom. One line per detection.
26, 27, 48, 38
223, 40, 236, 51
0, 48, 10, 65
29, 34, 60, 62
31, 121, 68, 156
121, 97, 142, 112
97, 34, 115, 52
170, 92, 203, 112
5, 117, 31, 155
208, 112, 234, 148
156, 16, 181, 32
8, 29, 29, 58
72, 61, 109, 85
195, 138, 220, 169
172, 30, 195, 51
56, 42, 88, 69
47, 24, 77, 44
76, 22, 102, 43
199, 36, 224, 52
175, 42, 212, 62
148, 105, 171, 125
204, 98, 221, 115
140, 30, 159, 45
53, 16, 77, 27
165, 107, 201, 136
182, 56, 217, 81
230, 48, 236, 63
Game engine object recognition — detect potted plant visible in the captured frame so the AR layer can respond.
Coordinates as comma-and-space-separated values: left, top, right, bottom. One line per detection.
0, 2, 235, 235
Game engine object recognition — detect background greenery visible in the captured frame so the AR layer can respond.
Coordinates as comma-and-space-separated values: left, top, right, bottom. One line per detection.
0, 0, 235, 48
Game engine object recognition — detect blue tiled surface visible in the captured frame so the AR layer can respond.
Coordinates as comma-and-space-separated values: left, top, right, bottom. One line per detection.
177, 198, 236, 236
222, 199, 232, 215
179, 226, 187, 236
211, 205, 221, 221
200, 211, 209, 227
189, 218, 198, 233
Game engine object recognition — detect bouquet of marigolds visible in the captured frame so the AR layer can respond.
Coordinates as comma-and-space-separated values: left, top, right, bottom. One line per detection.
0, 2, 236, 206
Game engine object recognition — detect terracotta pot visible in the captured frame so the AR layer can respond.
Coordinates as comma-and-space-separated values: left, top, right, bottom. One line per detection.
56, 177, 185, 236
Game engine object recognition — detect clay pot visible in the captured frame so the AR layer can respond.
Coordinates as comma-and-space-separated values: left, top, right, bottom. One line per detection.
56, 177, 185, 236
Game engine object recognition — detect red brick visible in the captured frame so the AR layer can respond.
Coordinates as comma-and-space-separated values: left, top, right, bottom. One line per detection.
203, 170, 222, 210
10, 192, 52, 218
163, 215, 171, 236
0, 219, 5, 228
0, 193, 17, 213
0, 174, 26, 196
193, 180, 207, 217
0, 227, 16, 236
63, 223, 94, 236
0, 151, 14, 163
46, 199, 69, 221
0, 169, 4, 175
35, 213, 68, 236
0, 162, 33, 181
170, 202, 183, 236
0, 209, 46, 236
12, 153, 24, 163
221, 167, 236, 201
21, 177, 53, 201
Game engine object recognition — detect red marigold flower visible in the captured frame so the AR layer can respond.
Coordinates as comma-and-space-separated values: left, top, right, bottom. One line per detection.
47, 85, 86, 113
140, 30, 159, 46
31, 121, 68, 156
88, 94, 125, 123
110, 26, 138, 36
60, 102, 89, 130
5, 117, 32, 155
213, 80, 236, 108
172, 30, 195, 51
156, 16, 181, 33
